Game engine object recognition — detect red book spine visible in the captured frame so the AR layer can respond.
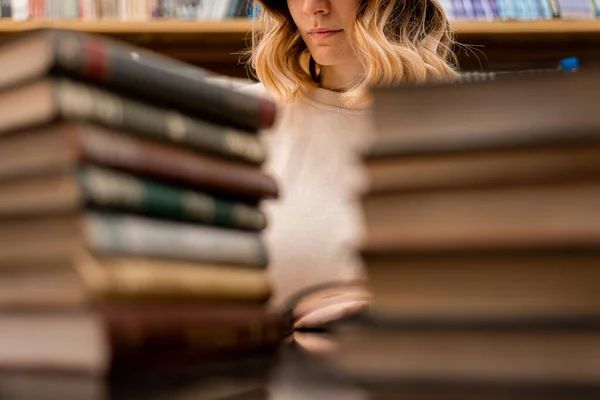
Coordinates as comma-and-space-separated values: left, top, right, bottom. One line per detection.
29, 0, 45, 17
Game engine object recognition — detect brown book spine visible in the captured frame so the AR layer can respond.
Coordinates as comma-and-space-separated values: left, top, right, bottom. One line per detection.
103, 305, 285, 372
64, 123, 278, 201
75, 252, 272, 303
366, 145, 600, 194
363, 181, 600, 253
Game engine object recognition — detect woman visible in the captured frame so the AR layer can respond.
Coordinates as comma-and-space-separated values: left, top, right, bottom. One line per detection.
245, 0, 458, 329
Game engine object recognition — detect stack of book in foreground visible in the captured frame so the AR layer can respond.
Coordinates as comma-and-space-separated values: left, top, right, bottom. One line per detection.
0, 29, 284, 377
325, 70, 600, 387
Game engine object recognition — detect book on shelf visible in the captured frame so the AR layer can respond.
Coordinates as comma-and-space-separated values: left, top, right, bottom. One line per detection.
443, 0, 599, 20
0, 27, 287, 377
0, 0, 255, 21
319, 69, 600, 386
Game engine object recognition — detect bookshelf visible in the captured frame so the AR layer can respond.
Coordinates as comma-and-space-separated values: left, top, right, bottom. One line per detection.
5, 19, 600, 35
451, 21, 600, 71
4, 19, 600, 37
1, 19, 600, 75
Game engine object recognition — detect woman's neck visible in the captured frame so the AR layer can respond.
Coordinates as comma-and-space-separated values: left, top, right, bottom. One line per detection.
319, 62, 363, 92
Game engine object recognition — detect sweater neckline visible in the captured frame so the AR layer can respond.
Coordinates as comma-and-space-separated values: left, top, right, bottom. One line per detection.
301, 87, 370, 116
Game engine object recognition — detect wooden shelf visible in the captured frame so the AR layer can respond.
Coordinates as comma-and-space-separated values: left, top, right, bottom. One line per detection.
1, 19, 600, 75
1, 19, 600, 36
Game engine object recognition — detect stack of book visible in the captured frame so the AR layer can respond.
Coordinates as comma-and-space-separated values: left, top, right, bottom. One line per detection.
325, 70, 600, 386
0, 29, 284, 377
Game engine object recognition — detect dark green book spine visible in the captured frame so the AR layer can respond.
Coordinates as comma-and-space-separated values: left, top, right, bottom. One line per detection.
77, 165, 267, 231
52, 79, 266, 166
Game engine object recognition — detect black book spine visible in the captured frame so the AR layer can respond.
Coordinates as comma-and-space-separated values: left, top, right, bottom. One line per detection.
548, 0, 561, 18
236, 0, 251, 17
50, 30, 276, 133
1, 0, 11, 17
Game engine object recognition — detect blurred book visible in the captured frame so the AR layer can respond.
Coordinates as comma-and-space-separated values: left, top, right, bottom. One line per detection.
0, 28, 286, 378
322, 70, 600, 386
4, 0, 255, 20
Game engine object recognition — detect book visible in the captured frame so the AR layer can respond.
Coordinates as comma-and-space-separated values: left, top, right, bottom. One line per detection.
362, 181, 600, 253
0, 304, 283, 376
326, 316, 600, 384
0, 165, 267, 231
365, 71, 600, 160
0, 211, 269, 267
0, 25, 283, 378
363, 249, 600, 319
0, 76, 267, 166
0, 121, 278, 202
0, 251, 272, 309
365, 144, 600, 194
0, 29, 276, 132
0, 0, 10, 17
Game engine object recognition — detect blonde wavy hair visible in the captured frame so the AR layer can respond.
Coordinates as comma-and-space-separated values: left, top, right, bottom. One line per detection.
247, 0, 458, 107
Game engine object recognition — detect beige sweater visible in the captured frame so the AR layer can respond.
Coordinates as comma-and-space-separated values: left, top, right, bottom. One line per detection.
243, 84, 373, 307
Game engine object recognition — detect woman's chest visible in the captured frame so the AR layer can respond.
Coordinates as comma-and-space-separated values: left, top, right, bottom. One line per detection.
266, 106, 373, 198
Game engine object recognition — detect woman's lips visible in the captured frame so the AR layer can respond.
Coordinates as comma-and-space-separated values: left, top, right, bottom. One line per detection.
308, 30, 343, 39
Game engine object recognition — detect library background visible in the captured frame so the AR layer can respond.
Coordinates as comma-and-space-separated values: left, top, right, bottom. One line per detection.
1, 0, 600, 399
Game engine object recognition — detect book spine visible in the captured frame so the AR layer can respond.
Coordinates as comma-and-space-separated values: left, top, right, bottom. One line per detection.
236, 0, 251, 17
134, 0, 150, 20
59, 0, 78, 18
77, 165, 267, 231
52, 78, 266, 166
226, 0, 239, 17
1, 0, 11, 17
156, 0, 175, 17
76, 252, 272, 302
470, 0, 488, 18
461, 0, 475, 18
100, 0, 118, 18
105, 306, 284, 370
28, 0, 44, 17
118, 0, 129, 19
80, 0, 98, 19
487, 0, 500, 17
49, 29, 276, 132
547, 0, 561, 17
533, 0, 550, 18
10, 0, 28, 19
363, 182, 600, 253
62, 122, 278, 201
84, 211, 269, 268
44, 0, 60, 18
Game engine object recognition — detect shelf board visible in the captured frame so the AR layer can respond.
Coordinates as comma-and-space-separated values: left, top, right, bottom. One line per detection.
0, 19, 599, 36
